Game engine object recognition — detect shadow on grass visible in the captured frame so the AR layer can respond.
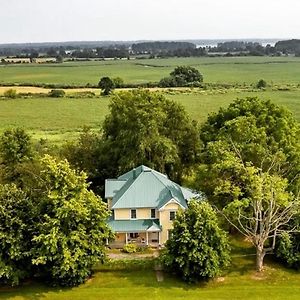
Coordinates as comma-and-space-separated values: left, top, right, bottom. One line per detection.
0, 280, 73, 300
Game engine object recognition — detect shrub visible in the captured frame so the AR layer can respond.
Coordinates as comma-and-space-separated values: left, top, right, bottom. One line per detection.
256, 79, 267, 89
4, 89, 17, 99
122, 243, 138, 253
48, 89, 65, 98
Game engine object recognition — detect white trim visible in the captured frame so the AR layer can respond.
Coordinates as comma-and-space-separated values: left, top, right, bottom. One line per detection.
158, 198, 185, 211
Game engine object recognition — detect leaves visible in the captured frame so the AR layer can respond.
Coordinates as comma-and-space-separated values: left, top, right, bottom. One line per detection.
162, 201, 230, 282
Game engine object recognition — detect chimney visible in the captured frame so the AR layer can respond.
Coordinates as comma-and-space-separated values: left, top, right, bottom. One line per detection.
133, 168, 136, 179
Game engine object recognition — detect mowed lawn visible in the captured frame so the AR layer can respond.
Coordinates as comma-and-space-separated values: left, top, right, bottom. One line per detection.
1, 238, 300, 300
0, 89, 299, 143
1, 56, 300, 85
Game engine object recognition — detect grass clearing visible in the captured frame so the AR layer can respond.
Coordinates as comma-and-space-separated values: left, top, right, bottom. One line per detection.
1, 237, 300, 300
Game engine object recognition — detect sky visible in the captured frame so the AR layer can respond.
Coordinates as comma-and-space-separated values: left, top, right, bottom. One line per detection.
0, 0, 300, 44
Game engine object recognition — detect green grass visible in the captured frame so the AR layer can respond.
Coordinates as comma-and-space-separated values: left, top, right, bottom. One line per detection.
1, 238, 300, 300
1, 57, 300, 86
0, 89, 299, 144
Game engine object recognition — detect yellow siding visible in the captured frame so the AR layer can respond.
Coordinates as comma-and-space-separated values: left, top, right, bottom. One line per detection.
107, 198, 112, 210
114, 208, 155, 220
159, 201, 181, 244
114, 209, 130, 220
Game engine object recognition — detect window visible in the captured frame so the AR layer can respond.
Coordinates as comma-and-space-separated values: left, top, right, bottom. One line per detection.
151, 208, 156, 219
131, 209, 137, 219
130, 233, 139, 239
169, 211, 176, 221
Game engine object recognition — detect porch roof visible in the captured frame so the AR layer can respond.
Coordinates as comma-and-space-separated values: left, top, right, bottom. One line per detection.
108, 218, 161, 232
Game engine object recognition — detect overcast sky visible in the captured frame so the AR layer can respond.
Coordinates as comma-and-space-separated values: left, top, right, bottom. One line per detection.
0, 0, 299, 43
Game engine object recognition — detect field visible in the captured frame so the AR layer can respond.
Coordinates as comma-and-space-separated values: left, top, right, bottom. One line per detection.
1, 238, 300, 300
0, 89, 299, 143
0, 56, 300, 86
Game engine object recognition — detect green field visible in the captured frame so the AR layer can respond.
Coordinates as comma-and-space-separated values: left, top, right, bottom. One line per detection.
0, 89, 299, 143
1, 57, 300, 86
1, 238, 300, 300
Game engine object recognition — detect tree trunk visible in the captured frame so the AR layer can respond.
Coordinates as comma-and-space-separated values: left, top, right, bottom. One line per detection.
256, 247, 265, 272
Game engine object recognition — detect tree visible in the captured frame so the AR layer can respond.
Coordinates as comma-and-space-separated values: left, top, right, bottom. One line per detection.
222, 161, 299, 272
98, 77, 114, 95
196, 97, 300, 207
256, 79, 267, 89
0, 184, 34, 285
162, 201, 230, 282
170, 66, 203, 83
159, 66, 203, 87
102, 89, 201, 182
0, 128, 33, 182
30, 155, 113, 286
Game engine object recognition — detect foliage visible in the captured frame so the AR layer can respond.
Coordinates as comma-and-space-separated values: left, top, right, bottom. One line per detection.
98, 77, 114, 95
276, 232, 300, 269
0, 128, 33, 182
256, 79, 267, 89
122, 244, 138, 253
48, 89, 65, 98
159, 66, 203, 87
112, 77, 124, 88
196, 97, 300, 207
102, 89, 201, 182
3, 89, 17, 99
30, 155, 113, 286
0, 184, 33, 286
162, 201, 230, 282
223, 164, 299, 271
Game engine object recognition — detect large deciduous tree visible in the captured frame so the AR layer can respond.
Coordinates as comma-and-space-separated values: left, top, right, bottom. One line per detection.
102, 89, 201, 182
196, 97, 300, 207
0, 184, 34, 286
194, 97, 300, 272
31, 155, 113, 286
162, 200, 230, 282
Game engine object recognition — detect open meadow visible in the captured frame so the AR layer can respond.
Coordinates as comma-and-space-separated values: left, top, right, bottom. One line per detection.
1, 56, 300, 86
0, 89, 299, 144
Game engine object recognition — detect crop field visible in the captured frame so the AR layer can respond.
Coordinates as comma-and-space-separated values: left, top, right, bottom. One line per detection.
0, 89, 299, 144
0, 56, 300, 86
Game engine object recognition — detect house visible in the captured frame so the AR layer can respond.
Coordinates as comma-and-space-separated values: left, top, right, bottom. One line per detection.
105, 165, 200, 248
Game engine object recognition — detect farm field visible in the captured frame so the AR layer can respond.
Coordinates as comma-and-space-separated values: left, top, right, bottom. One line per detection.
1, 238, 300, 300
1, 56, 300, 86
0, 89, 299, 144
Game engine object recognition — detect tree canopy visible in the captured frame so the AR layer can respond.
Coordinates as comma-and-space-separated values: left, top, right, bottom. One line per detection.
101, 89, 201, 182
196, 97, 300, 207
162, 200, 230, 282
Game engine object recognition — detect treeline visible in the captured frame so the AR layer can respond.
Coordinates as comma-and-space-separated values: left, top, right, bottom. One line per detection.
3, 39, 300, 61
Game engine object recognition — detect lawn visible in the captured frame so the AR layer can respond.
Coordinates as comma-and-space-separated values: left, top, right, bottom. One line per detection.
1, 238, 300, 300
1, 56, 300, 86
0, 89, 299, 144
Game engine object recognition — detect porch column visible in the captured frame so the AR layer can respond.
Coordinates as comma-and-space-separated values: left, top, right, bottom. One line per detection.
158, 231, 161, 246
146, 231, 149, 246
106, 238, 109, 246
125, 232, 128, 244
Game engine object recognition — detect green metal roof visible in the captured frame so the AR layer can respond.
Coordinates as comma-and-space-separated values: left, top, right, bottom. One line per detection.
105, 179, 127, 198
107, 218, 161, 232
105, 165, 200, 209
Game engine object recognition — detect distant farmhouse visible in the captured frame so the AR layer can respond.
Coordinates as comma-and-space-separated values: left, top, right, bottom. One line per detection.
105, 165, 201, 248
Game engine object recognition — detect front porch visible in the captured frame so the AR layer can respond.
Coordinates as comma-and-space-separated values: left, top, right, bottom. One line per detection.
108, 231, 161, 248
